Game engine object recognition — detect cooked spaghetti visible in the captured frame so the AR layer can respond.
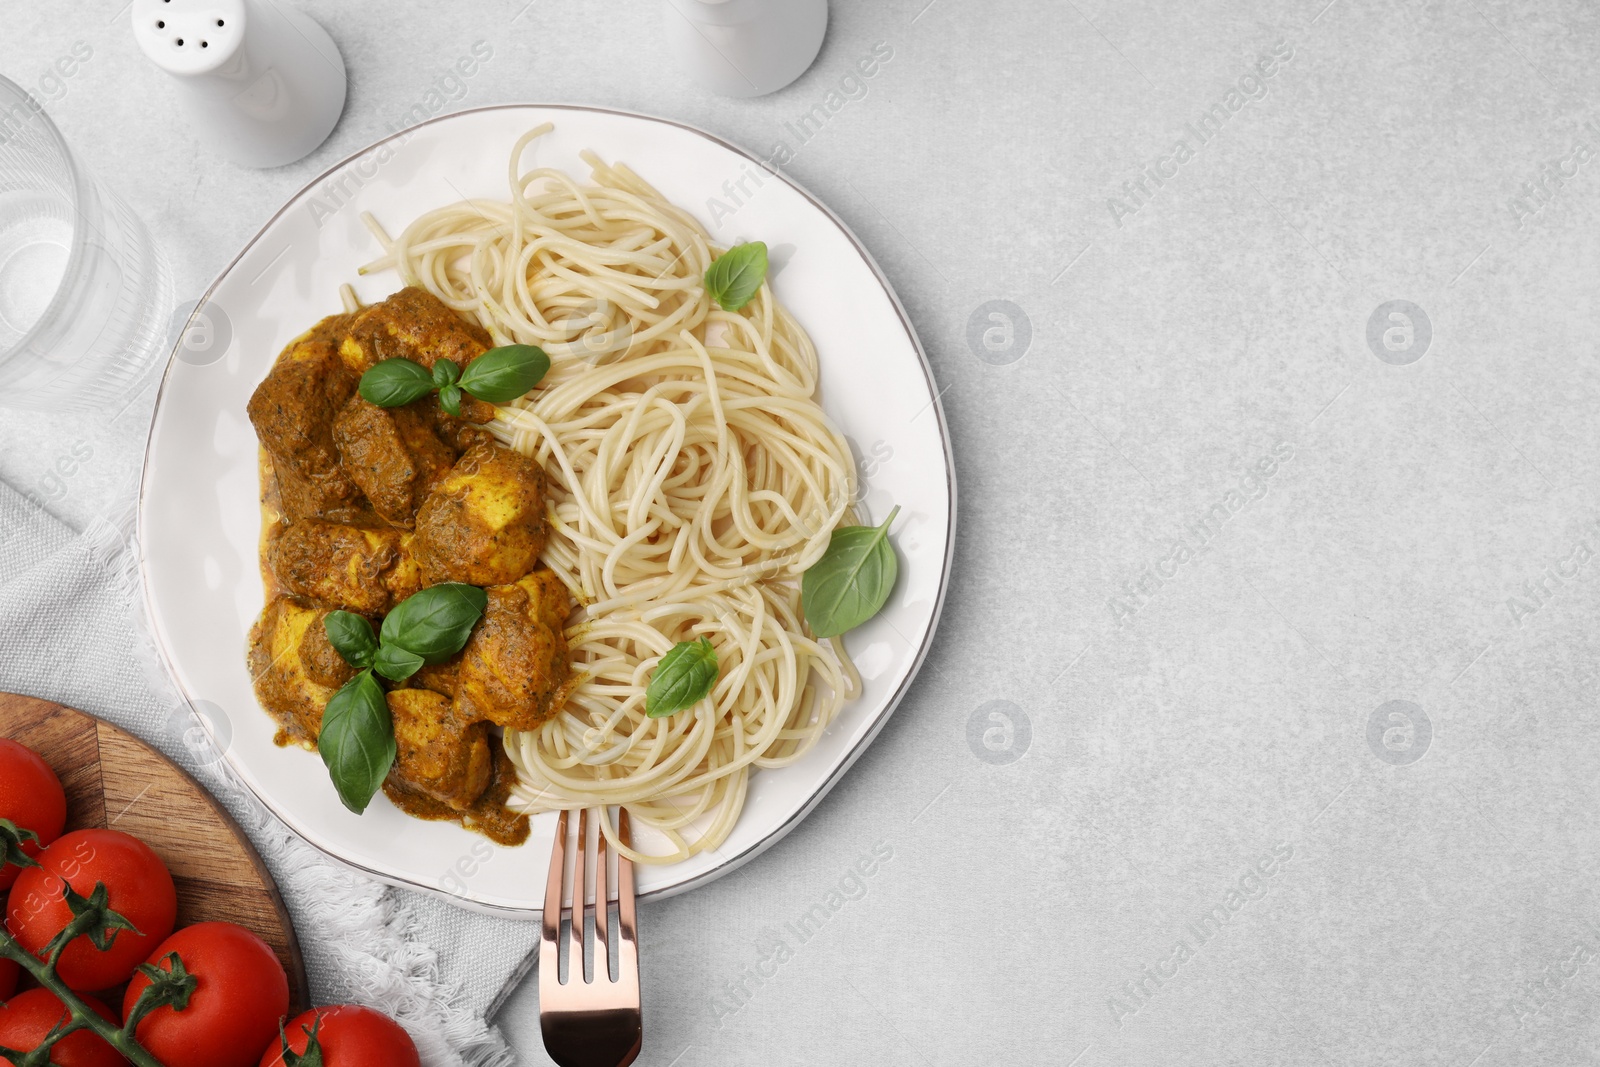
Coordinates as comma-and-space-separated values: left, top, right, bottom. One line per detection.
355, 125, 861, 863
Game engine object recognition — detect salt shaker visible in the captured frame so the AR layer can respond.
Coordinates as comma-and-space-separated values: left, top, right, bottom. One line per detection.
663, 0, 828, 98
131, 0, 346, 169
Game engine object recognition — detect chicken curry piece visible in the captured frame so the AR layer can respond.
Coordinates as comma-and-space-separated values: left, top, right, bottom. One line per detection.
333, 397, 459, 528
245, 286, 569, 844
244, 315, 368, 525
384, 689, 493, 811
340, 284, 492, 375
413, 441, 550, 587
265, 520, 421, 615
457, 569, 572, 731
247, 596, 357, 747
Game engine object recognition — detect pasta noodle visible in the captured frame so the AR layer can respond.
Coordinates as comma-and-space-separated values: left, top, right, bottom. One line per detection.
357, 125, 861, 863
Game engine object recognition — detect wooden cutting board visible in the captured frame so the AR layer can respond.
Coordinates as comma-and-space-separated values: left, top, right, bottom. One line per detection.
0, 692, 309, 1010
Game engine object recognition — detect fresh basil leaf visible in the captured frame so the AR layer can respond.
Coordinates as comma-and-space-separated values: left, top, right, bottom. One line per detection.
646, 636, 719, 718
323, 611, 378, 670
438, 382, 463, 418
358, 358, 435, 408
373, 643, 425, 682
380, 582, 488, 662
801, 505, 901, 638
703, 242, 768, 312
319, 669, 395, 815
459, 344, 551, 404
432, 357, 460, 388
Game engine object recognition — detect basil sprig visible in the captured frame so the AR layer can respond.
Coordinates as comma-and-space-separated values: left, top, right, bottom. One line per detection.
434, 357, 465, 417
324, 610, 379, 669
801, 505, 901, 638
357, 357, 432, 407
319, 670, 395, 815
704, 242, 768, 312
459, 344, 551, 402
374, 643, 425, 680
357, 343, 551, 415
379, 582, 489, 663
319, 583, 488, 813
646, 636, 719, 718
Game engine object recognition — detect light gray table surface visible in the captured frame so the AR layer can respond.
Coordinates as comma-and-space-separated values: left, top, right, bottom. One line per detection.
8, 0, 1600, 1063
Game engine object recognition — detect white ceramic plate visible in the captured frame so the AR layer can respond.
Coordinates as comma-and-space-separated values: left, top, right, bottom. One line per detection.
139, 105, 954, 915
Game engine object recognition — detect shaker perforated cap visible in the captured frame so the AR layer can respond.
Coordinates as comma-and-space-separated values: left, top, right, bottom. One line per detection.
131, 0, 247, 76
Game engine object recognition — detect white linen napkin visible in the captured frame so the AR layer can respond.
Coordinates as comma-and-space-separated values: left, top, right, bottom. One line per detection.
0, 477, 540, 1067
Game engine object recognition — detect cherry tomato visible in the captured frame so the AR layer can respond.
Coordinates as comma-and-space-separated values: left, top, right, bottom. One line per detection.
5, 830, 176, 991
259, 1005, 420, 1067
124, 922, 288, 1067
0, 739, 67, 891
0, 956, 16, 1001
0, 988, 126, 1067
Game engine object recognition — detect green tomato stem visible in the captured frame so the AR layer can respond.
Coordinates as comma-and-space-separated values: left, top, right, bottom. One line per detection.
0, 911, 172, 1067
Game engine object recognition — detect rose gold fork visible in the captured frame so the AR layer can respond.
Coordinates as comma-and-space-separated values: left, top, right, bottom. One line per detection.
540, 807, 642, 1067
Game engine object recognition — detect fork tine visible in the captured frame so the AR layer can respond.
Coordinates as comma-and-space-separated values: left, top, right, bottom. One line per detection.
573, 807, 589, 980
615, 808, 639, 1005
617, 808, 637, 945
540, 808, 568, 984
593, 809, 610, 982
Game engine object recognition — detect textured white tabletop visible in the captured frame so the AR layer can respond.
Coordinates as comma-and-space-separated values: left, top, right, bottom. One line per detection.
7, 1, 1600, 1064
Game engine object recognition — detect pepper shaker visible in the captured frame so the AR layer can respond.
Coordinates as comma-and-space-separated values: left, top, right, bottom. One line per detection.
132, 0, 346, 169
663, 0, 828, 98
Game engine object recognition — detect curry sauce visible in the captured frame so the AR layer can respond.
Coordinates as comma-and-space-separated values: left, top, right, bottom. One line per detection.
244, 287, 571, 845
384, 748, 530, 847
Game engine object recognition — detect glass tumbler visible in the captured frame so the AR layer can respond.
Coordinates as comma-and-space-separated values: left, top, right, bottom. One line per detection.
0, 73, 172, 412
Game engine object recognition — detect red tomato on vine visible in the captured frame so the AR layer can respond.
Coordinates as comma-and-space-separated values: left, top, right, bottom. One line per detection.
5, 829, 177, 992
124, 922, 288, 1067
0, 739, 67, 891
0, 988, 126, 1067
259, 1005, 421, 1067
